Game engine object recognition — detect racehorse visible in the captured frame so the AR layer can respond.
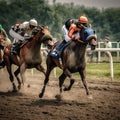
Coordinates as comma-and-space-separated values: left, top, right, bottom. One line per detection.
39, 26, 97, 99
3, 26, 53, 92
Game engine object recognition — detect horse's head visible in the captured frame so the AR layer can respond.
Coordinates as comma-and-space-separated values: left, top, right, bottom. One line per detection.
38, 26, 53, 47
0, 35, 11, 48
81, 27, 97, 50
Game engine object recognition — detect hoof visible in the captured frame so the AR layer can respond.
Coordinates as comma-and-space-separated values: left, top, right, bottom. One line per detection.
63, 87, 69, 91
87, 95, 93, 100
39, 93, 43, 98
55, 94, 62, 101
12, 89, 18, 92
27, 84, 30, 88
18, 85, 21, 90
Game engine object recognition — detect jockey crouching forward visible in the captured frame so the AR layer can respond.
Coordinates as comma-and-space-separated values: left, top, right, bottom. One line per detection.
9, 18, 38, 55
51, 15, 88, 58
0, 24, 11, 67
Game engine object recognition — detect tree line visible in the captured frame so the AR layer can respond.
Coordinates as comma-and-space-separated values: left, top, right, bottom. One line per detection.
0, 0, 120, 41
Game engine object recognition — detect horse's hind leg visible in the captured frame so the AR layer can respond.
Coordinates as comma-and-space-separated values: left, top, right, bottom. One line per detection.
39, 65, 54, 98
6, 65, 17, 92
36, 64, 46, 76
14, 67, 21, 90
79, 68, 89, 95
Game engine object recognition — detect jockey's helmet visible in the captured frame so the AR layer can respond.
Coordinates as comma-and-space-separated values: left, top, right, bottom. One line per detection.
29, 19, 38, 27
0, 24, 3, 30
78, 16, 88, 23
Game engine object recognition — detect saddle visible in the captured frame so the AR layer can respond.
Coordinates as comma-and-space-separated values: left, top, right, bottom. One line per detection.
10, 39, 30, 55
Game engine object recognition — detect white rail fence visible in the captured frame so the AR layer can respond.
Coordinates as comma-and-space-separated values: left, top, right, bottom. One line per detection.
0, 47, 119, 80
31, 47, 120, 81
87, 48, 120, 80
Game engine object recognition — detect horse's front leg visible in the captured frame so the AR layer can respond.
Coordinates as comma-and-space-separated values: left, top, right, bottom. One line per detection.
55, 73, 66, 100
14, 67, 21, 90
59, 73, 66, 93
20, 62, 26, 86
79, 68, 90, 95
63, 69, 75, 91
6, 65, 17, 92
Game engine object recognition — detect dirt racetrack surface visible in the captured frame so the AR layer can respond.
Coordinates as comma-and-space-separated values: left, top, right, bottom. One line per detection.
0, 71, 120, 120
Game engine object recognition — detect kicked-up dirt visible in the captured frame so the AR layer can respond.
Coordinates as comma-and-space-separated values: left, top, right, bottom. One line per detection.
0, 72, 120, 120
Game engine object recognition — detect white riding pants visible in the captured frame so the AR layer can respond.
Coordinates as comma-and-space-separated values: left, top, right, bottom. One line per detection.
62, 25, 80, 42
9, 29, 25, 43
62, 25, 71, 42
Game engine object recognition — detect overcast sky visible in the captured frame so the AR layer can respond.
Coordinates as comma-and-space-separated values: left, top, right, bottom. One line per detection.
48, 0, 120, 9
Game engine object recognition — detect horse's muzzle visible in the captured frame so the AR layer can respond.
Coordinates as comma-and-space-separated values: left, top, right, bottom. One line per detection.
90, 38, 97, 50
91, 45, 96, 50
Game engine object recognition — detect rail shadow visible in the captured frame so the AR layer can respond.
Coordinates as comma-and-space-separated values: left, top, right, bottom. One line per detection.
0, 91, 23, 96
31, 98, 91, 108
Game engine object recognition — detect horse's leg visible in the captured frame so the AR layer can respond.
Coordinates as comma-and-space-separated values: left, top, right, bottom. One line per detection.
39, 65, 54, 98
6, 65, 17, 92
36, 64, 46, 76
79, 68, 90, 95
54, 72, 67, 100
20, 62, 26, 86
59, 73, 66, 93
14, 67, 21, 90
63, 69, 75, 91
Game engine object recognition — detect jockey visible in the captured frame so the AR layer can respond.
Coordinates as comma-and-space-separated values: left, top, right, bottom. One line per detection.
0, 24, 11, 67
53, 15, 88, 56
9, 18, 38, 55
68, 15, 88, 40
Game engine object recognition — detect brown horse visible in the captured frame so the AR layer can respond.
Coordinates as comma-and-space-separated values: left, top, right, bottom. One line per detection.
3, 26, 53, 92
39, 27, 97, 99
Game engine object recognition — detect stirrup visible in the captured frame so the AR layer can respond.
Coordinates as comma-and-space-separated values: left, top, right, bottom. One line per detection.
50, 49, 60, 58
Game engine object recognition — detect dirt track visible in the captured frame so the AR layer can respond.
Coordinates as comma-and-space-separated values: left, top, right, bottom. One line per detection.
0, 72, 120, 120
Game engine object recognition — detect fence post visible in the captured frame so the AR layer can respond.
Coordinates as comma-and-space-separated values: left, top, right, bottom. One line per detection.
107, 51, 114, 81
98, 42, 101, 62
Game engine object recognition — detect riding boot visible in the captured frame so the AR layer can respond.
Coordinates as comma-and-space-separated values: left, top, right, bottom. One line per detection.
50, 40, 67, 58
11, 41, 22, 55
55, 40, 67, 54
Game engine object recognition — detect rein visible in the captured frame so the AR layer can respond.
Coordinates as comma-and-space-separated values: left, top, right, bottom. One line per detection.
76, 39, 84, 43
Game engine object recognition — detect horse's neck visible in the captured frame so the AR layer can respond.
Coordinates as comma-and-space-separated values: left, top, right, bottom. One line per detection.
72, 41, 87, 54
28, 31, 42, 50
29, 41, 41, 52
26, 39, 41, 57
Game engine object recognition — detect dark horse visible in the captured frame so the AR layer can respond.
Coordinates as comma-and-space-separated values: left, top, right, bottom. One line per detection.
39, 26, 97, 99
3, 26, 53, 92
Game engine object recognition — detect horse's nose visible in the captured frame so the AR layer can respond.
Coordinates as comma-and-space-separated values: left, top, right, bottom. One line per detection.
91, 39, 97, 45
48, 40, 54, 46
